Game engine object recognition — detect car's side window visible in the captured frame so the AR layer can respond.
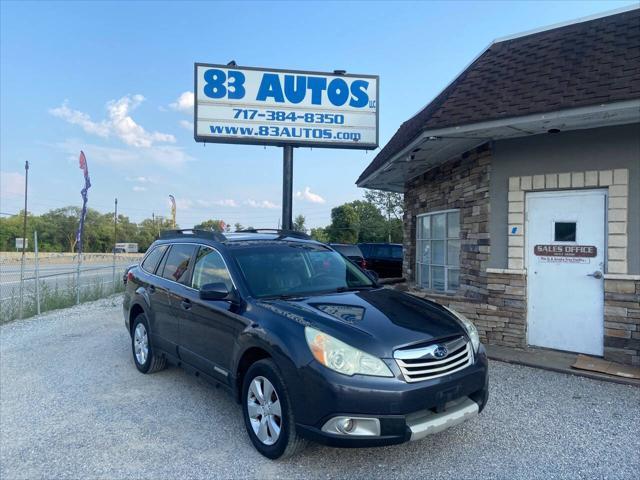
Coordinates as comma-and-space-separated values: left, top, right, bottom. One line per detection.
191, 247, 233, 291
141, 245, 168, 274
392, 246, 403, 259
160, 244, 196, 285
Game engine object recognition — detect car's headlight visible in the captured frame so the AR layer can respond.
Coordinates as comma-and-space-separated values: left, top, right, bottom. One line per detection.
445, 307, 481, 353
304, 327, 393, 377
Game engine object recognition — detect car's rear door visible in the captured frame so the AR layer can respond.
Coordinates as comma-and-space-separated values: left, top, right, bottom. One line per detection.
180, 246, 248, 381
155, 243, 198, 355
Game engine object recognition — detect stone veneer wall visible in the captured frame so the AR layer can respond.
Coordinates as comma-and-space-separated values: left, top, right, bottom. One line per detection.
399, 143, 640, 363
604, 278, 640, 366
400, 144, 527, 348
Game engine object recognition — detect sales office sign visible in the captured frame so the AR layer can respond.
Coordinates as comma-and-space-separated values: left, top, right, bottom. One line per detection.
534, 244, 597, 264
194, 63, 378, 149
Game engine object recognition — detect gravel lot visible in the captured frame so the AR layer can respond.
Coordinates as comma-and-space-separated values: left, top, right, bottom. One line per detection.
1, 297, 639, 479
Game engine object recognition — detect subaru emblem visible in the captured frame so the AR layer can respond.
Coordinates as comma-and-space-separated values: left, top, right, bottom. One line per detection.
433, 345, 448, 359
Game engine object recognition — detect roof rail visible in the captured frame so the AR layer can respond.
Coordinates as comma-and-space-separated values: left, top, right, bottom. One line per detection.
159, 229, 227, 242
236, 228, 311, 240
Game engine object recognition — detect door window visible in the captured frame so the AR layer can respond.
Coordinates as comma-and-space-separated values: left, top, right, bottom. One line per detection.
416, 210, 460, 291
141, 245, 168, 274
554, 222, 577, 242
160, 244, 196, 285
391, 246, 403, 259
191, 247, 233, 291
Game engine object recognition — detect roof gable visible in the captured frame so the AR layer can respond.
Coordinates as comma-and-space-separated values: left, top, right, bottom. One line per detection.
358, 8, 640, 185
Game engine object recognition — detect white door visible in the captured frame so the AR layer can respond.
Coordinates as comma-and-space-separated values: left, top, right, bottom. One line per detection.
526, 189, 606, 356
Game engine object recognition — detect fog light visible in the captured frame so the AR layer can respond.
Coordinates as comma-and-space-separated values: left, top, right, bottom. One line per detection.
321, 416, 381, 436
338, 418, 354, 434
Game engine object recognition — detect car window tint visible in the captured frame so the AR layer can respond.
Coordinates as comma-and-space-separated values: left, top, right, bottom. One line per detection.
392, 246, 403, 259
334, 245, 361, 257
192, 247, 233, 291
141, 245, 168, 274
160, 244, 196, 285
374, 245, 391, 258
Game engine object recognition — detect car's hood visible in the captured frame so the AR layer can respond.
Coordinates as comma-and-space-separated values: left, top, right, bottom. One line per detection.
257, 288, 465, 358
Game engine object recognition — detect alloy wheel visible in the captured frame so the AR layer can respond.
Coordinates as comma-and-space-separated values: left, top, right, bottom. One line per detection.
133, 323, 149, 365
247, 376, 282, 445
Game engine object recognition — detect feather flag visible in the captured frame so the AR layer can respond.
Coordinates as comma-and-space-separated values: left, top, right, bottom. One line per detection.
169, 195, 176, 228
76, 151, 91, 254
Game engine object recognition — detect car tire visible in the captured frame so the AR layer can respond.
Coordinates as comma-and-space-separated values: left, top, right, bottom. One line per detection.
241, 359, 307, 459
131, 313, 166, 374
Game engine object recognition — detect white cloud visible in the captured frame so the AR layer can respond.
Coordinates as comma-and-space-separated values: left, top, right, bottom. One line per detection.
170, 91, 194, 113
174, 198, 193, 210
0, 171, 25, 199
50, 95, 176, 148
196, 198, 238, 208
49, 102, 110, 138
132, 185, 147, 192
295, 186, 325, 204
179, 120, 194, 131
125, 176, 155, 183
54, 139, 191, 170
244, 199, 279, 209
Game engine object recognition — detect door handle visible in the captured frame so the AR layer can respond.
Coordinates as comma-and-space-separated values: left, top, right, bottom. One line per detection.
181, 299, 192, 310
587, 270, 603, 279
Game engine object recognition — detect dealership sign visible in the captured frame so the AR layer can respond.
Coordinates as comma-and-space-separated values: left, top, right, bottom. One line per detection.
194, 63, 378, 149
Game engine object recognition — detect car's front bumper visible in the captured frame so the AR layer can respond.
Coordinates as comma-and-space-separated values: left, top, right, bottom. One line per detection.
292, 345, 489, 447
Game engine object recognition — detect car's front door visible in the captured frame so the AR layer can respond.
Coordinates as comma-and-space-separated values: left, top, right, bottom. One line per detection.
180, 246, 248, 380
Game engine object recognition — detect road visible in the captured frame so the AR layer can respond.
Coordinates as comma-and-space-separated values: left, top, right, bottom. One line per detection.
0, 262, 135, 301
1, 297, 639, 479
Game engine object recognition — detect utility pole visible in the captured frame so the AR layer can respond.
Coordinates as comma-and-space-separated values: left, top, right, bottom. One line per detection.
113, 198, 117, 292
18, 161, 29, 319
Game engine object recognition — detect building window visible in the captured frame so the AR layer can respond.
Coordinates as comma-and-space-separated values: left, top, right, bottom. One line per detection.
416, 210, 460, 292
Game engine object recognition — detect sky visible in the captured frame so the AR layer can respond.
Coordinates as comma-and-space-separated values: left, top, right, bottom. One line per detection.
1, 0, 636, 229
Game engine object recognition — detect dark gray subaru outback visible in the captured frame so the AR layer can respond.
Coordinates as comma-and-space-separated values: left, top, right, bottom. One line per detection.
123, 229, 488, 459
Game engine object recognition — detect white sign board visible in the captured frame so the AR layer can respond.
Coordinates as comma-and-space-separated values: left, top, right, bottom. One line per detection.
194, 64, 378, 149
15, 238, 27, 250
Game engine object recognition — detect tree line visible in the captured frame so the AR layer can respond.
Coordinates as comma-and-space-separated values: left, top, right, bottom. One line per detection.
0, 191, 403, 252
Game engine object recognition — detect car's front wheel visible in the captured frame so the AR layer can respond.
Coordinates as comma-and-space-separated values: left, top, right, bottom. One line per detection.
131, 313, 166, 374
241, 359, 307, 459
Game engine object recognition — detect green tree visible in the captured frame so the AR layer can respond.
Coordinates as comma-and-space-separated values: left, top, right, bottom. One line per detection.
292, 214, 306, 233
349, 200, 387, 242
364, 189, 404, 242
194, 219, 226, 232
326, 205, 359, 244
310, 227, 329, 243
38, 207, 81, 252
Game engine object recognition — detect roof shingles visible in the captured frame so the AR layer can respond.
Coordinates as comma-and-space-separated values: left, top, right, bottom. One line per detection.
357, 8, 640, 184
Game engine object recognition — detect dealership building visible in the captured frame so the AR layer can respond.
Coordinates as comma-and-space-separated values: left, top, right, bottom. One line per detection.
357, 8, 640, 365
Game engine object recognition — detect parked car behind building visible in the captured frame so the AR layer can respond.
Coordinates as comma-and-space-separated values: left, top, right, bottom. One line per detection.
328, 243, 367, 270
358, 243, 403, 278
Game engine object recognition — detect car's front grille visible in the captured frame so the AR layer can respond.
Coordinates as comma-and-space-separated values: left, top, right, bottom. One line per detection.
394, 336, 473, 383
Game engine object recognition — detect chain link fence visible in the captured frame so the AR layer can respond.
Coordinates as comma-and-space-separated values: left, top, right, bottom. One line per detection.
0, 252, 142, 323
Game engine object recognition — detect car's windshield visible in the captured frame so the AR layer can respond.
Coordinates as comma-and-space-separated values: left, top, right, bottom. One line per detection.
231, 242, 375, 298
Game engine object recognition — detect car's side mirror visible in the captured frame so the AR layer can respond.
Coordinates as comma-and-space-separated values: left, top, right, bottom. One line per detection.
199, 282, 231, 301
365, 269, 379, 283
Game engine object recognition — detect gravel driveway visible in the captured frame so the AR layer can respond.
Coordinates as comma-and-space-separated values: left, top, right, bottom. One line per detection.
1, 296, 639, 479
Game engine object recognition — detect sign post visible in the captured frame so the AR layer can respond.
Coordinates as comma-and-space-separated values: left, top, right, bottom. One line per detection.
282, 145, 294, 230
194, 63, 379, 230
